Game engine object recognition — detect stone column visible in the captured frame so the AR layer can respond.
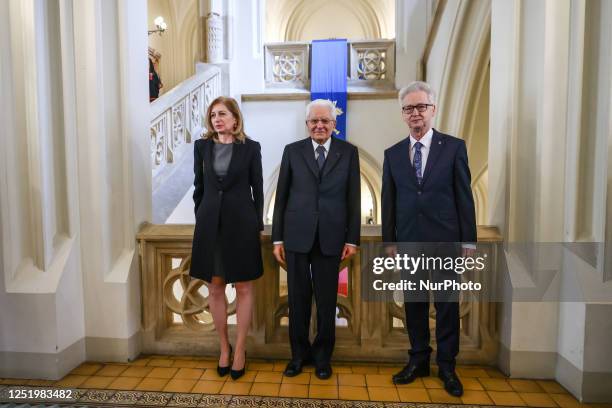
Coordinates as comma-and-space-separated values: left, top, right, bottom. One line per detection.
0, 0, 150, 379
489, 0, 612, 401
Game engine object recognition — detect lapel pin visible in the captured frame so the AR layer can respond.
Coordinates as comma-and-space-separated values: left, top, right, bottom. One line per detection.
438, 141, 442, 145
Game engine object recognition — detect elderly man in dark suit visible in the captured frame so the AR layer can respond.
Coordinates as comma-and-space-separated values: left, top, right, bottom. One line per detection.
382, 81, 476, 397
272, 99, 361, 380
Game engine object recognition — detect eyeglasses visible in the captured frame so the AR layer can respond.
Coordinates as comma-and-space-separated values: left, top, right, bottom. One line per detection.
401, 104, 434, 114
306, 118, 334, 126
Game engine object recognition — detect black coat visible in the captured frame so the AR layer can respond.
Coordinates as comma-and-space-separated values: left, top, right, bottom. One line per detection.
382, 129, 476, 243
272, 137, 361, 256
190, 137, 264, 283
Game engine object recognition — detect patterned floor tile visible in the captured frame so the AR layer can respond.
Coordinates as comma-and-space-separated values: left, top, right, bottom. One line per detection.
167, 392, 203, 407
78, 389, 116, 404
318, 399, 354, 407
353, 401, 385, 408
197, 394, 232, 407
135, 391, 173, 405
294, 398, 325, 408
228, 394, 262, 407
381, 403, 414, 408
106, 390, 144, 405
259, 396, 293, 407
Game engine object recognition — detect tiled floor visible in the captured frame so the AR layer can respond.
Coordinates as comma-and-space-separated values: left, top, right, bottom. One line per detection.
1, 355, 609, 407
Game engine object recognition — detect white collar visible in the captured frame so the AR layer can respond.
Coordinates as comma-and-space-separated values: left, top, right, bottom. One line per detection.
312, 137, 332, 152
410, 128, 434, 149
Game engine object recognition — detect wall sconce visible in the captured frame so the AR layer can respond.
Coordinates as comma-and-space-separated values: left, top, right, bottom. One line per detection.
148, 16, 167, 36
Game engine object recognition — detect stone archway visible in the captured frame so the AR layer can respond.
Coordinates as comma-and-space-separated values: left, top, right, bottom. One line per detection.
425, 0, 491, 224
265, 0, 394, 42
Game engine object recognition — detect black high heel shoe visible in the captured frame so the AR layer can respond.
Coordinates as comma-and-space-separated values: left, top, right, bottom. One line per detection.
217, 344, 232, 377
230, 351, 246, 380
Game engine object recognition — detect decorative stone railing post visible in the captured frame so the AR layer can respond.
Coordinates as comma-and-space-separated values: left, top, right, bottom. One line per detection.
205, 12, 224, 63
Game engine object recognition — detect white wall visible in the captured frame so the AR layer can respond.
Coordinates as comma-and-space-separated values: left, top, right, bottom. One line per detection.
229, 0, 265, 97
241, 97, 406, 197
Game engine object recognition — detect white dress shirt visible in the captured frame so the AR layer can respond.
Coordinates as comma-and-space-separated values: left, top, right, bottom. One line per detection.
312, 137, 331, 159
409, 128, 433, 170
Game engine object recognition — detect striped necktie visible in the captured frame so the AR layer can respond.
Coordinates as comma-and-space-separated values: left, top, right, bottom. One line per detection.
316, 145, 326, 171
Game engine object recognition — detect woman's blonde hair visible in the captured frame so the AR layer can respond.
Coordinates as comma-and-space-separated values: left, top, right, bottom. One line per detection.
204, 96, 247, 143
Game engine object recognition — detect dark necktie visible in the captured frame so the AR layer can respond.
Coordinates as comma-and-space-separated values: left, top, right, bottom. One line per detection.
316, 145, 326, 171
413, 141, 423, 184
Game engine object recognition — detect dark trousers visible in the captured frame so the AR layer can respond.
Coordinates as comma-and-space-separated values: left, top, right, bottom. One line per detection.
404, 298, 459, 371
286, 237, 341, 365
402, 244, 460, 371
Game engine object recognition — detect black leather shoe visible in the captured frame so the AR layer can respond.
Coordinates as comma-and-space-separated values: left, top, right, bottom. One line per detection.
283, 360, 304, 377
314, 364, 332, 380
230, 365, 245, 380
392, 363, 430, 384
438, 369, 463, 397
217, 344, 232, 377
230, 350, 246, 380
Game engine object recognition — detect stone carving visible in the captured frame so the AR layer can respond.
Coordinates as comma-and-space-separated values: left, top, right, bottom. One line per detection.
264, 43, 309, 89
273, 52, 303, 83
162, 256, 236, 331
206, 12, 223, 63
357, 49, 387, 80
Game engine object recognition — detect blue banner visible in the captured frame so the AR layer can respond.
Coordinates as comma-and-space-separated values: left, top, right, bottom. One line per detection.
310, 39, 348, 140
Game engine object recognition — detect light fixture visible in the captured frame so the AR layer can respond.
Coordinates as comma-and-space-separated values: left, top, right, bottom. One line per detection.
148, 16, 167, 36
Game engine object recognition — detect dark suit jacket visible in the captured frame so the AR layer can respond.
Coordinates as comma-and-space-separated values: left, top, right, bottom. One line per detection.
382, 129, 476, 243
190, 137, 264, 283
272, 137, 361, 256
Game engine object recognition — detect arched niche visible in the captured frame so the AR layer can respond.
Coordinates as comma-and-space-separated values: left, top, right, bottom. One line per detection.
266, 0, 394, 42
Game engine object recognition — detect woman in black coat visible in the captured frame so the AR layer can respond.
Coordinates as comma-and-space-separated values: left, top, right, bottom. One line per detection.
190, 96, 263, 380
